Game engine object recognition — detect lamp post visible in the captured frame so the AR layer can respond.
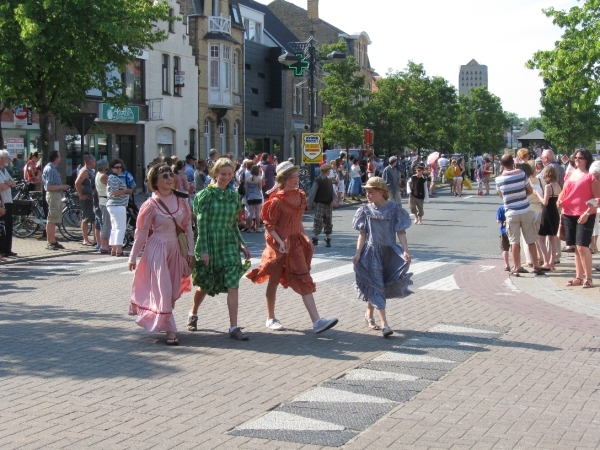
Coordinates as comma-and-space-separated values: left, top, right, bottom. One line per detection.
278, 36, 346, 183
509, 121, 523, 150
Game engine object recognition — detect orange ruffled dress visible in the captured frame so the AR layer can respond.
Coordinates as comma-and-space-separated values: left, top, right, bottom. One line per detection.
246, 189, 316, 295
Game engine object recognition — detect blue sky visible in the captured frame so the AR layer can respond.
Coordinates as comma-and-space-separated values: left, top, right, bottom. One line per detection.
254, 0, 581, 118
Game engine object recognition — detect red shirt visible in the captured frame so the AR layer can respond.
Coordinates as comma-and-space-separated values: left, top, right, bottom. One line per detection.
561, 172, 595, 216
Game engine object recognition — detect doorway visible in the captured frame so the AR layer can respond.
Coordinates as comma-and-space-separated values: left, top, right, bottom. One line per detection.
117, 135, 135, 176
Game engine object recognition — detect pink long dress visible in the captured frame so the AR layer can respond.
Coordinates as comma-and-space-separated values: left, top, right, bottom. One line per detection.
128, 193, 194, 332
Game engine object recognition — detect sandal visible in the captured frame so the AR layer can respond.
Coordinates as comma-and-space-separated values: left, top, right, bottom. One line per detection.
503, 266, 511, 271
363, 314, 381, 330
382, 326, 394, 337
166, 337, 179, 346
566, 278, 583, 287
583, 279, 593, 289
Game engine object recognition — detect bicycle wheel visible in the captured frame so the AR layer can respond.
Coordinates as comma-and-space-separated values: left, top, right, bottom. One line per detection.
13, 211, 40, 238
59, 207, 92, 241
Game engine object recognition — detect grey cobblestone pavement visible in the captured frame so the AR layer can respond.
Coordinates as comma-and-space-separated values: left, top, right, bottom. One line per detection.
2, 188, 600, 449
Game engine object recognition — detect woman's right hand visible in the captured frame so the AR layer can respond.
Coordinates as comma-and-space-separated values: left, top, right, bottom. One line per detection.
129, 262, 136, 271
201, 253, 210, 266
352, 253, 360, 264
277, 241, 286, 254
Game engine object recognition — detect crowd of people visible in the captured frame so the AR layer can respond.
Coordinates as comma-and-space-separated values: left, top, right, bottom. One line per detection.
495, 148, 600, 290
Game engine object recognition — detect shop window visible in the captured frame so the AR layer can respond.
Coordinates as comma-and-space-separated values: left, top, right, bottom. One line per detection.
157, 128, 174, 157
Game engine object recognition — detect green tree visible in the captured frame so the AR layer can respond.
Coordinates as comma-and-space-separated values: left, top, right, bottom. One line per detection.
527, 0, 600, 152
364, 71, 409, 156
524, 117, 544, 132
398, 62, 458, 154
0, 0, 172, 161
455, 88, 507, 156
319, 41, 369, 150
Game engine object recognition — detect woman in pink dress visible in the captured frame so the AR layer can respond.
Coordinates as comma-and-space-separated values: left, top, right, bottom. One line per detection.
128, 163, 195, 345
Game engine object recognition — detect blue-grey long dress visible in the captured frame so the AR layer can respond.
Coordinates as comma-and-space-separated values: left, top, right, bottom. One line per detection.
352, 202, 413, 310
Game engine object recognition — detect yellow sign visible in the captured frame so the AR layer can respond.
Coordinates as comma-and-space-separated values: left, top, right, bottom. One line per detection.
302, 133, 323, 163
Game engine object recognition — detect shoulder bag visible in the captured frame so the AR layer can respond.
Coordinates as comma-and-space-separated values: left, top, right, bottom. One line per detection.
154, 197, 189, 258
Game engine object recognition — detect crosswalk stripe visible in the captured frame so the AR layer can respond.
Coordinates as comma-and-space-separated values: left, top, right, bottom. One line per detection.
343, 369, 419, 382
235, 411, 344, 431
292, 387, 395, 404
419, 275, 460, 291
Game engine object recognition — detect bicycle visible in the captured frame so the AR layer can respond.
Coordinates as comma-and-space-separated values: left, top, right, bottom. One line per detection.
59, 188, 92, 241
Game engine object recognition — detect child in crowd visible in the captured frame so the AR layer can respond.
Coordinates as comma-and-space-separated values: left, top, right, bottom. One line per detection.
496, 203, 511, 271
352, 177, 413, 337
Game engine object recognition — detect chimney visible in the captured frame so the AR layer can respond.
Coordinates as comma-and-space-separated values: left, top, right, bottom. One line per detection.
307, 0, 318, 19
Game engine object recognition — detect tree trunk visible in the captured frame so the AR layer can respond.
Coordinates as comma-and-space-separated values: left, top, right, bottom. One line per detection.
0, 106, 5, 150
38, 110, 51, 164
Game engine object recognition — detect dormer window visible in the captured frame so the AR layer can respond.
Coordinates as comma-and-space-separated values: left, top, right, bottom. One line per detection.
244, 18, 262, 43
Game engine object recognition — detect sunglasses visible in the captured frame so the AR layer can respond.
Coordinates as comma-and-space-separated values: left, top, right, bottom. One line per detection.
161, 172, 174, 179
113, 165, 122, 169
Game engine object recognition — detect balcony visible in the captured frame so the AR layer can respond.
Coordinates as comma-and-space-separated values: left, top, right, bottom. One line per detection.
209, 16, 231, 35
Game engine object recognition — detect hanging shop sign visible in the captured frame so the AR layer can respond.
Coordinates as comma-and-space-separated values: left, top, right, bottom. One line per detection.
14, 106, 31, 125
175, 71, 185, 88
6, 138, 25, 153
301, 133, 323, 163
99, 103, 139, 123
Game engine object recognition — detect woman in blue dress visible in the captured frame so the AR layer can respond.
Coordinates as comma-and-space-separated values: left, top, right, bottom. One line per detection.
352, 177, 413, 337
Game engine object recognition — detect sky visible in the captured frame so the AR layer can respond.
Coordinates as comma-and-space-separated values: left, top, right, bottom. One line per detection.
254, 0, 581, 119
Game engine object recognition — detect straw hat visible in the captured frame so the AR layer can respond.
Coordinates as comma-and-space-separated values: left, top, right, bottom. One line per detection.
364, 176, 388, 191
275, 161, 299, 176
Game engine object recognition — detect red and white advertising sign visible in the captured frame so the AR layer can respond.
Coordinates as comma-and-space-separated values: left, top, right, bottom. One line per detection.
14, 106, 29, 125
7, 138, 25, 153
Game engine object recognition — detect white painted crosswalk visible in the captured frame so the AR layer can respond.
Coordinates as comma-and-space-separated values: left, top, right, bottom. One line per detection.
18, 255, 461, 292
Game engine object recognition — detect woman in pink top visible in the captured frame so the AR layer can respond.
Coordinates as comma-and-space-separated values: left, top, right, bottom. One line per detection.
557, 149, 600, 288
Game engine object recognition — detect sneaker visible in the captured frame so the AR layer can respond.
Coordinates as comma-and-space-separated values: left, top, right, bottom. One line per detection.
382, 326, 394, 337
325, 238, 331, 248
265, 318, 284, 331
313, 318, 338, 334
46, 243, 59, 250
312, 237, 318, 246
229, 327, 249, 341
53, 242, 65, 250
187, 315, 198, 332
516, 267, 529, 274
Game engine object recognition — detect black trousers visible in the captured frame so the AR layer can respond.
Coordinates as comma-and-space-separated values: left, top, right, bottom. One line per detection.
1, 202, 13, 254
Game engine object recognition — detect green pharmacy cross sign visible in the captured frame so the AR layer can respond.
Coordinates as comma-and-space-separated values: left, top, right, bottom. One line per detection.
288, 53, 310, 77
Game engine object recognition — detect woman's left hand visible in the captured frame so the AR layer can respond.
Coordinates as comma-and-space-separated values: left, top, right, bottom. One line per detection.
186, 255, 195, 268
241, 246, 251, 260
578, 214, 589, 224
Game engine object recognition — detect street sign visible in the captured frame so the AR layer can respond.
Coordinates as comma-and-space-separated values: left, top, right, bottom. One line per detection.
301, 133, 323, 163
14, 106, 28, 125
6, 138, 25, 153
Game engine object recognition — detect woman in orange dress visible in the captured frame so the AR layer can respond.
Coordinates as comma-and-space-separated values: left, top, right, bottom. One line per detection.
247, 162, 339, 333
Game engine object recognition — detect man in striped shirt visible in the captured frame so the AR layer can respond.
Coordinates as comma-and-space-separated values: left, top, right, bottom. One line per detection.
496, 154, 544, 276
42, 151, 70, 250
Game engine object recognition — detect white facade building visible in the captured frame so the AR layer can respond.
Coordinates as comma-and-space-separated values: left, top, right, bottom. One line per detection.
144, 0, 199, 161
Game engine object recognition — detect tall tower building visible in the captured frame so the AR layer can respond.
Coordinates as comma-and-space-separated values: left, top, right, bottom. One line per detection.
459, 59, 488, 97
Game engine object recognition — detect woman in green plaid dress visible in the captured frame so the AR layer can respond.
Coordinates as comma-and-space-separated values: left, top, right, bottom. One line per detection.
188, 158, 252, 340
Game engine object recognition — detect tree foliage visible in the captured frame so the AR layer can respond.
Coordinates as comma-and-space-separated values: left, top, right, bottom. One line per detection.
455, 88, 507, 155
319, 41, 369, 150
0, 0, 172, 159
527, 0, 600, 152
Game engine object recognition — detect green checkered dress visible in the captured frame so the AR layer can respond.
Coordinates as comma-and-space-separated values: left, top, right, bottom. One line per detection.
192, 186, 250, 296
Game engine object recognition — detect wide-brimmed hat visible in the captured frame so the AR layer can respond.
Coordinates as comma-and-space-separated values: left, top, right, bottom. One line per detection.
364, 176, 388, 191
275, 161, 299, 176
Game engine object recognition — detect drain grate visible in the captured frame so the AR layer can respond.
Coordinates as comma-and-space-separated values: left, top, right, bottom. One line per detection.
582, 347, 600, 352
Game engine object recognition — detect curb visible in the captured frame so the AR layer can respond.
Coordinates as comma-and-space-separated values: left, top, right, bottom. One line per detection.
3, 247, 99, 265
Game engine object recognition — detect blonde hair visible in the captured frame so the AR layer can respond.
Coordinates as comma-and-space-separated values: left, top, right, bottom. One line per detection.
209, 156, 236, 180
364, 176, 390, 201
275, 167, 299, 190
517, 148, 529, 161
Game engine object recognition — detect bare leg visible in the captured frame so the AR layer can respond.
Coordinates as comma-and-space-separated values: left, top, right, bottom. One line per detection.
576, 245, 592, 281
529, 243, 539, 269
265, 263, 283, 319
537, 236, 550, 266
94, 227, 100, 245
548, 236, 557, 268
46, 222, 56, 244
82, 220, 90, 243
301, 293, 320, 323
502, 250, 509, 269
365, 302, 375, 320
227, 288, 239, 328
512, 243, 521, 271
376, 309, 389, 329
191, 288, 207, 315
